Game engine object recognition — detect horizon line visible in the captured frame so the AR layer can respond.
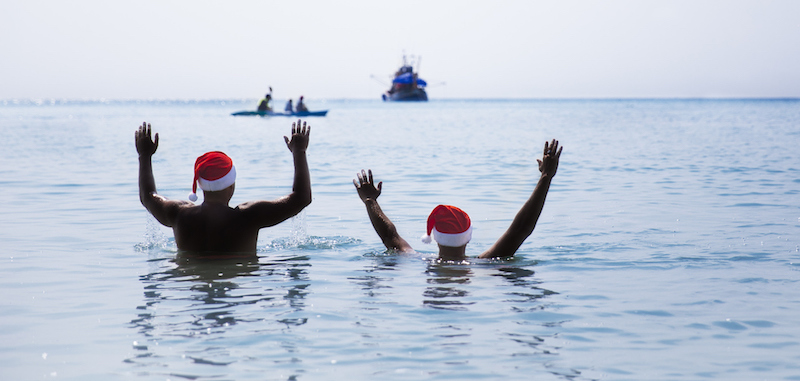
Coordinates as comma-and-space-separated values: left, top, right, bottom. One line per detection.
3, 96, 799, 105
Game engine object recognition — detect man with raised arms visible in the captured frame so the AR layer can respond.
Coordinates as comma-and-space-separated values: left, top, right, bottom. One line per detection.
354, 139, 562, 261
135, 120, 311, 256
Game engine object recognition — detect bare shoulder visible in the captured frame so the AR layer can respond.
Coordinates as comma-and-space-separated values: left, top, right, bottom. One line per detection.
150, 193, 195, 208
169, 200, 204, 219
233, 197, 300, 228
168, 199, 198, 213
235, 199, 283, 211
144, 194, 197, 227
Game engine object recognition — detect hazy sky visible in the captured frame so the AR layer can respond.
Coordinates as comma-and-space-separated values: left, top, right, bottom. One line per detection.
2, 0, 799, 100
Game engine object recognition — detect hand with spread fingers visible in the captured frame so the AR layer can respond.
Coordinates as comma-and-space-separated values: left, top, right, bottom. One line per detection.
537, 139, 562, 178
284, 119, 310, 153
354, 169, 382, 203
135, 122, 159, 157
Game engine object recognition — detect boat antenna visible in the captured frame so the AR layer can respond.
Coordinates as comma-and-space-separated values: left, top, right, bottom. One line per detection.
369, 74, 390, 87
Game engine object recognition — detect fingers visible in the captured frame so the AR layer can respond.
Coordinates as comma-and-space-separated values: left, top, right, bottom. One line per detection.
547, 140, 561, 159
136, 122, 153, 141
539, 140, 563, 176
135, 122, 157, 154
355, 169, 376, 189
376, 181, 382, 193
290, 119, 310, 135
543, 139, 560, 156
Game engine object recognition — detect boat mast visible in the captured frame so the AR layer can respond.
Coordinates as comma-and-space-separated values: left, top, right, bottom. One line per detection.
412, 55, 420, 88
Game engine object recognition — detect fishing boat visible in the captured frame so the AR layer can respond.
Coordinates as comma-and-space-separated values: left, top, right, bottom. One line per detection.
231, 110, 328, 117
382, 55, 428, 102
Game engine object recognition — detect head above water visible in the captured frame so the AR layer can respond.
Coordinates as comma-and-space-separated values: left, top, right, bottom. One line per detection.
188, 151, 236, 202
422, 205, 472, 247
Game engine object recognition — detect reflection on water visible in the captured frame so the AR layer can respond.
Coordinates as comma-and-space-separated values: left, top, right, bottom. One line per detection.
349, 253, 578, 378
422, 260, 581, 379
125, 253, 312, 376
348, 254, 400, 301
489, 264, 583, 380
493, 265, 559, 310
424, 262, 475, 311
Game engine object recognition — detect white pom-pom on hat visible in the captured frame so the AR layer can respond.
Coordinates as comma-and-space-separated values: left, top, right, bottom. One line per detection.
188, 193, 198, 202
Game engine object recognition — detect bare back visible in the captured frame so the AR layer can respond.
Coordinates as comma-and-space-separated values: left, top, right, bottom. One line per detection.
170, 197, 308, 254
173, 203, 261, 253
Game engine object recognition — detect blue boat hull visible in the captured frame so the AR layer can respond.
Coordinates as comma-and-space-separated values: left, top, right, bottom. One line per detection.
232, 110, 329, 117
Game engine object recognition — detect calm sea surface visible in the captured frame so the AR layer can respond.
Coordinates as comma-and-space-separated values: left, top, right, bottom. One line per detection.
1, 99, 799, 380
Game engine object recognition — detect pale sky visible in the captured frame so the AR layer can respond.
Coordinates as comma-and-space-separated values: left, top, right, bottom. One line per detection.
2, 0, 799, 100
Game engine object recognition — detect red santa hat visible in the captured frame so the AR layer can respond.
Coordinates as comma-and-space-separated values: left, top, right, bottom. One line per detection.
188, 151, 236, 202
421, 205, 472, 247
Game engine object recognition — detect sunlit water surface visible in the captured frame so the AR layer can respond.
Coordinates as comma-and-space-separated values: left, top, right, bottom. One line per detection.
2, 99, 800, 380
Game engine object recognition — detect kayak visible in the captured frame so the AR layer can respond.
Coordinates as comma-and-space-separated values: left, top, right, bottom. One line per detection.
231, 110, 328, 117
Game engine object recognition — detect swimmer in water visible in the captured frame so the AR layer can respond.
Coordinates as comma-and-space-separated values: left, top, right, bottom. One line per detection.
135, 119, 311, 256
353, 139, 562, 261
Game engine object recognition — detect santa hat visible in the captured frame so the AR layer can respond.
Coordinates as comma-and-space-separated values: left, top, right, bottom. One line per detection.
421, 205, 472, 247
188, 151, 236, 202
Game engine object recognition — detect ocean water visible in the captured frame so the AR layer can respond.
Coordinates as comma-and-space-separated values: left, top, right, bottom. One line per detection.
1, 98, 799, 380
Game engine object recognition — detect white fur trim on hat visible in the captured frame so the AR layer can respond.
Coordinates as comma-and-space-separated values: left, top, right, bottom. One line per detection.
431, 226, 473, 247
197, 166, 236, 192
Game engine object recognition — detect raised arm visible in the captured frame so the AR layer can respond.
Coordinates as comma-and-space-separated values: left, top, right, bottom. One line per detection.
135, 122, 188, 226
238, 120, 312, 227
353, 169, 414, 253
479, 139, 562, 259
284, 119, 312, 209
